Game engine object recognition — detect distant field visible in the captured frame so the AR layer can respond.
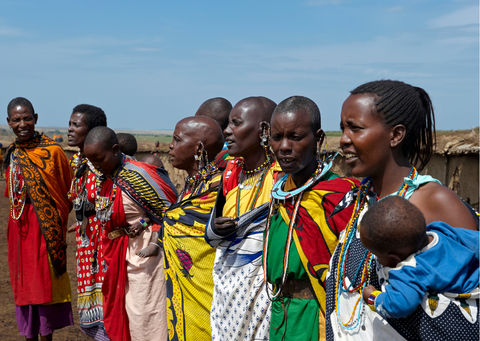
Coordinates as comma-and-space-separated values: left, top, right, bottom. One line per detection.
0, 125, 477, 145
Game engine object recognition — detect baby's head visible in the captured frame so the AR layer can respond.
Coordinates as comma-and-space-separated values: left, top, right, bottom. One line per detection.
360, 196, 429, 267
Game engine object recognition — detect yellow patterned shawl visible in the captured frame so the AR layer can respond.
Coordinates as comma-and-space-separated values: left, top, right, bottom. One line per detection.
162, 173, 221, 341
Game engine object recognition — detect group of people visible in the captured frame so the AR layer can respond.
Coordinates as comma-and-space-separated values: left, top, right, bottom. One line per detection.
4, 79, 479, 341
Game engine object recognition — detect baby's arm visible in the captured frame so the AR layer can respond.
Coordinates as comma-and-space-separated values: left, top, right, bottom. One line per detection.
365, 265, 429, 319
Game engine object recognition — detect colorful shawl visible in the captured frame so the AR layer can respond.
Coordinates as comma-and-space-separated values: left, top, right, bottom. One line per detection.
5, 133, 72, 276
268, 174, 359, 314
116, 159, 178, 224
102, 160, 177, 341
214, 149, 233, 170
162, 174, 221, 341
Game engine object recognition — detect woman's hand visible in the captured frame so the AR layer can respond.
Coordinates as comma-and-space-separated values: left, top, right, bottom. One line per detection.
214, 216, 238, 231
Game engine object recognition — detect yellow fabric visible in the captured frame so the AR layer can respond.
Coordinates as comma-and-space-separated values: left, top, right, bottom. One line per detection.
43, 254, 72, 305
163, 173, 221, 341
223, 163, 282, 217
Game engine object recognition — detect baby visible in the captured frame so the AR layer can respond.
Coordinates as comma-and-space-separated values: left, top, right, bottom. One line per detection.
361, 196, 479, 319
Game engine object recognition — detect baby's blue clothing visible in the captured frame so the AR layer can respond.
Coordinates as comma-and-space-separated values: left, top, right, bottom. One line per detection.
375, 221, 479, 319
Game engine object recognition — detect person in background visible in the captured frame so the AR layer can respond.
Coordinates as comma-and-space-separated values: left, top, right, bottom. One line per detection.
67, 103, 109, 340
117, 132, 138, 160
5, 97, 73, 341
195, 97, 232, 169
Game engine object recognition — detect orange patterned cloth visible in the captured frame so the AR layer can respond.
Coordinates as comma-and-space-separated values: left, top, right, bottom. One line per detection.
5, 133, 72, 277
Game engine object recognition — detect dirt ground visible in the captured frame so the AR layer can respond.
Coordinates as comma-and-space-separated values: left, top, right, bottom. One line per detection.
0, 180, 90, 340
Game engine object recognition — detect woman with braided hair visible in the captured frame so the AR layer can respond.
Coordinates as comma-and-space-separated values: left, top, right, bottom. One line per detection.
325, 80, 478, 341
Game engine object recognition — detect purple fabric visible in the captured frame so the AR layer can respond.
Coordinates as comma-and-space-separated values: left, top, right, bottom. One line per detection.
15, 302, 74, 338
82, 325, 111, 341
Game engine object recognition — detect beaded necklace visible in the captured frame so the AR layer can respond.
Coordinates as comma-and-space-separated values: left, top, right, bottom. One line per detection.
262, 160, 329, 300
8, 150, 27, 220
178, 160, 218, 202
93, 155, 125, 224
334, 166, 417, 333
235, 156, 272, 217
68, 152, 89, 212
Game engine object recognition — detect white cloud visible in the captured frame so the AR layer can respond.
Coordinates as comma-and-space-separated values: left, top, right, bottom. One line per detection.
429, 5, 479, 28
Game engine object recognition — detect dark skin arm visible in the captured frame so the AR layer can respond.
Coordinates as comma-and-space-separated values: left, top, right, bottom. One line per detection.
410, 182, 477, 231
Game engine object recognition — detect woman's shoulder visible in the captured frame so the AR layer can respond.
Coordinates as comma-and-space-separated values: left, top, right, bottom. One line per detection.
410, 181, 478, 230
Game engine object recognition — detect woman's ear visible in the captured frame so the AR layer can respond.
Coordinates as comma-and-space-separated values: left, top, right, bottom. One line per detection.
197, 141, 205, 156
316, 128, 325, 145
390, 124, 406, 148
112, 144, 121, 157
260, 121, 270, 135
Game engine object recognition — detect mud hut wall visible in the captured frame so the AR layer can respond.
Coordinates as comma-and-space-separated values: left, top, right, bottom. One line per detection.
422, 153, 479, 210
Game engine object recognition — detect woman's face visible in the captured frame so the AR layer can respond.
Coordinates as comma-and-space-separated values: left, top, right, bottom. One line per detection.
271, 110, 319, 182
340, 94, 393, 178
223, 103, 261, 158
68, 112, 90, 149
7, 105, 37, 143
84, 141, 121, 176
168, 121, 198, 172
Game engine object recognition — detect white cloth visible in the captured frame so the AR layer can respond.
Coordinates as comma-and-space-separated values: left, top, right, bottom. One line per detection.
122, 192, 168, 341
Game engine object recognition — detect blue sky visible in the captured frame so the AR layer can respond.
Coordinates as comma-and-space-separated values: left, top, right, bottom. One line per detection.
0, 0, 478, 131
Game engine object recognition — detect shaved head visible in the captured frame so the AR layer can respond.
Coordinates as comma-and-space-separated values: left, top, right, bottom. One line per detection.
273, 96, 321, 133
177, 116, 224, 159
117, 133, 138, 156
361, 196, 427, 255
195, 97, 232, 132
141, 154, 164, 168
85, 126, 118, 148
234, 96, 276, 123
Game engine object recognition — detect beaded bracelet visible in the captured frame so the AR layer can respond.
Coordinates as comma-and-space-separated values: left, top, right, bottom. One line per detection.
139, 218, 149, 228
367, 290, 382, 312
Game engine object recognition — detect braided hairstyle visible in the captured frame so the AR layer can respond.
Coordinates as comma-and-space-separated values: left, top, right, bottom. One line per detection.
351, 80, 435, 171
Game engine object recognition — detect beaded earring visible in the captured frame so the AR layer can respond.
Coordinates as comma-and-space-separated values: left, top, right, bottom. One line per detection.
201, 149, 209, 170
260, 124, 270, 147
260, 124, 272, 160
317, 135, 328, 161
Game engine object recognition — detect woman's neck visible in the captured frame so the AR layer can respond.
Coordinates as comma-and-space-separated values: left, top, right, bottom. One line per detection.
241, 147, 268, 171
291, 158, 318, 188
371, 161, 412, 199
